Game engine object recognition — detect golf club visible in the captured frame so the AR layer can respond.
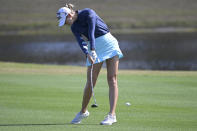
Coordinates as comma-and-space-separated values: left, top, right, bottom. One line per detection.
90, 64, 98, 108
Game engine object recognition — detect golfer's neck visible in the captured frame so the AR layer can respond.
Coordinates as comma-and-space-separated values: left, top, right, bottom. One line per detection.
72, 11, 78, 22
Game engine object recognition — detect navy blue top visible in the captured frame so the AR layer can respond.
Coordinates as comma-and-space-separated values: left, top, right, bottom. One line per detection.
71, 8, 109, 55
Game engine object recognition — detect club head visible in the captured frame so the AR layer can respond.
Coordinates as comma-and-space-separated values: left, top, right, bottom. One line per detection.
91, 104, 98, 108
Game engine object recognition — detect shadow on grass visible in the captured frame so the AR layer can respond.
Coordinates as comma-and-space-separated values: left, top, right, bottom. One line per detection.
0, 123, 99, 126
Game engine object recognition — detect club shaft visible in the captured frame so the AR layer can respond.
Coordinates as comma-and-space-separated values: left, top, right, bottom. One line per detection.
90, 64, 97, 104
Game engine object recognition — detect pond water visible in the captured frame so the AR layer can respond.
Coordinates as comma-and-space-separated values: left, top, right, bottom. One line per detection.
0, 32, 197, 70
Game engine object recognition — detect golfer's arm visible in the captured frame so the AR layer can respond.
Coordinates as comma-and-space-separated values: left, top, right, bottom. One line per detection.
72, 30, 89, 55
87, 12, 96, 51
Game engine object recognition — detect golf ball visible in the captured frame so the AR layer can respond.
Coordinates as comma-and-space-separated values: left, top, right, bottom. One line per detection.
125, 102, 131, 106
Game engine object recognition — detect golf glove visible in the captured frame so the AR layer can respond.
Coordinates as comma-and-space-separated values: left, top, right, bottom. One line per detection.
82, 41, 88, 50
89, 50, 98, 61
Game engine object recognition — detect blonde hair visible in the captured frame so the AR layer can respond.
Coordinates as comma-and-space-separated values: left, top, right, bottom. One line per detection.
66, 3, 74, 12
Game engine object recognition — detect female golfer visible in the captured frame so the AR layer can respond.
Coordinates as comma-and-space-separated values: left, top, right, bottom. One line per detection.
57, 4, 123, 125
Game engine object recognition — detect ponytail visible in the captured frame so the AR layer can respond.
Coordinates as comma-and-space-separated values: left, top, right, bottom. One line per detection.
66, 3, 74, 11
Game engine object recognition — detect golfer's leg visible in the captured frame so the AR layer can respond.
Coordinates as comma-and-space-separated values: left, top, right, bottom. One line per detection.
106, 56, 119, 115
81, 62, 103, 113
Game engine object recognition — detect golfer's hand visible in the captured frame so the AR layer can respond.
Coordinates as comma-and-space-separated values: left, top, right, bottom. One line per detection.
87, 54, 95, 64
90, 50, 98, 62
90, 50, 98, 60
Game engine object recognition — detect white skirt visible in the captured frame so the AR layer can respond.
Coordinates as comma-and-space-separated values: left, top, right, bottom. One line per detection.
86, 32, 123, 66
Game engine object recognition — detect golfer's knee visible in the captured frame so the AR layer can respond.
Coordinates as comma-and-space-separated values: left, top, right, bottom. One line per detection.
86, 80, 91, 87
86, 80, 96, 89
107, 74, 117, 87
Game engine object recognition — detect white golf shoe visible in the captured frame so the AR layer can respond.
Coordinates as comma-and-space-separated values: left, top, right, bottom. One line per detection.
100, 114, 117, 125
70, 110, 89, 124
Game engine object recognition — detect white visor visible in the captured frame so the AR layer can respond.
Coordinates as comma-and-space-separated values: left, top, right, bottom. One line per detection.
57, 7, 71, 27
58, 13, 67, 27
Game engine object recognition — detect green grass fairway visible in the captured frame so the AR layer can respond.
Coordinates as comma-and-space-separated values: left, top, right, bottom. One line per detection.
0, 62, 197, 131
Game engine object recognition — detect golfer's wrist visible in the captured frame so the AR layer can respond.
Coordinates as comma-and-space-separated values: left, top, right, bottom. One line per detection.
91, 48, 95, 51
